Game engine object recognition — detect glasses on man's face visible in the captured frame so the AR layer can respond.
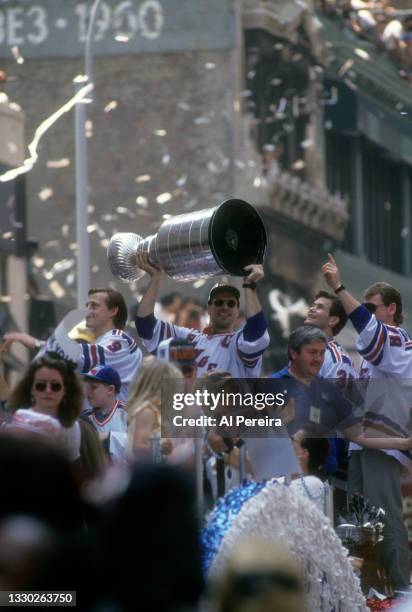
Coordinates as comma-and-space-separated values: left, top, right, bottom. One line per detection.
212, 298, 237, 308
363, 302, 384, 314
34, 381, 63, 392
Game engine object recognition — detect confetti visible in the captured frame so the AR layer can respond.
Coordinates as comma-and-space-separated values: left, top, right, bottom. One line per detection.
300, 139, 314, 149
49, 280, 65, 298
47, 158, 70, 168
354, 48, 369, 61
38, 188, 53, 201
338, 59, 354, 77
176, 174, 187, 187
253, 176, 261, 188
92, 264, 100, 273
193, 279, 206, 289
11, 46, 24, 64
156, 192, 172, 205
8, 142, 17, 154
116, 206, 129, 214
205, 62, 216, 70
384, 201, 391, 212
32, 256, 45, 268
100, 239, 109, 248
135, 174, 151, 183
162, 214, 172, 220
85, 120, 93, 138
136, 196, 148, 207
66, 272, 75, 286
2, 232, 13, 240
291, 159, 306, 170
401, 228, 409, 238
44, 240, 61, 249
104, 100, 118, 113
178, 102, 190, 111
155, 129, 167, 136
87, 224, 98, 233
162, 153, 171, 165
194, 117, 210, 125
114, 34, 129, 42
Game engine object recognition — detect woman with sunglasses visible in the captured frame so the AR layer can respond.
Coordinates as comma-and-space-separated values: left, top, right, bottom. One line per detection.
6, 354, 83, 461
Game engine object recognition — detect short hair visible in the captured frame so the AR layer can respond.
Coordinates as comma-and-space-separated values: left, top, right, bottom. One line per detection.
364, 282, 403, 326
160, 292, 182, 307
298, 424, 330, 477
88, 288, 128, 329
315, 290, 348, 335
7, 355, 83, 427
288, 326, 327, 360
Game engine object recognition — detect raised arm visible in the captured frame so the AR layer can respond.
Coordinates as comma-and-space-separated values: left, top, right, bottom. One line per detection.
321, 254, 360, 316
243, 264, 265, 318
135, 252, 163, 317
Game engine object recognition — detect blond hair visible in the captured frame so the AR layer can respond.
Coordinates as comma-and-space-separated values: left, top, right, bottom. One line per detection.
126, 356, 183, 449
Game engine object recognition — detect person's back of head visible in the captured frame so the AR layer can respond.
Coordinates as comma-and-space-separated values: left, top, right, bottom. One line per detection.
0, 433, 86, 532
98, 464, 204, 611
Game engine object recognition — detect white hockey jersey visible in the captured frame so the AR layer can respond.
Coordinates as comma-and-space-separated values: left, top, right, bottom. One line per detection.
77, 329, 142, 402
349, 304, 412, 467
136, 311, 269, 378
320, 338, 358, 380
89, 400, 128, 435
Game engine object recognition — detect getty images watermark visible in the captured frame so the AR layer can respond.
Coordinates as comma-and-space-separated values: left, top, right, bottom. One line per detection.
170, 388, 287, 429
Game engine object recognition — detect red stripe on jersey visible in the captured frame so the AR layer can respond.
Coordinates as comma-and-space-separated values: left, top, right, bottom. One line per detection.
92, 400, 122, 427
90, 344, 98, 368
364, 327, 385, 362
329, 341, 341, 363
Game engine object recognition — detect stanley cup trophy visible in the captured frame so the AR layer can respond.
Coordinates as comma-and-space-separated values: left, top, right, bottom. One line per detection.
107, 198, 267, 282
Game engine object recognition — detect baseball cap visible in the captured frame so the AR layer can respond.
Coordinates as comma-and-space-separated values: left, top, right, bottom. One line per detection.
83, 365, 121, 393
157, 338, 196, 367
208, 283, 240, 304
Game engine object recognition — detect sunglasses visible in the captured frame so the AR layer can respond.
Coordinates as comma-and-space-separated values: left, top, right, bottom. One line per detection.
212, 298, 238, 308
363, 302, 382, 314
34, 381, 63, 392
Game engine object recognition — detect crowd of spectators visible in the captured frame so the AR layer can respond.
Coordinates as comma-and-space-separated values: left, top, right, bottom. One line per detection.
0, 255, 412, 609
319, 0, 412, 81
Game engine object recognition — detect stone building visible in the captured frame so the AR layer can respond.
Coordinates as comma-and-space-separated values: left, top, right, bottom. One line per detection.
1, 0, 412, 370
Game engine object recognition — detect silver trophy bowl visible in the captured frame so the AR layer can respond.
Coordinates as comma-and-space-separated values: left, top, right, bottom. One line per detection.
107, 198, 267, 282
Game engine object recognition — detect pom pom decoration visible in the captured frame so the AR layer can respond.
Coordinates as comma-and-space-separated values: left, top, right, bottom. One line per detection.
207, 481, 367, 611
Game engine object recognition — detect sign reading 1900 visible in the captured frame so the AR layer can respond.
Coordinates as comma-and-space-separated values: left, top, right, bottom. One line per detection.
0, 0, 234, 58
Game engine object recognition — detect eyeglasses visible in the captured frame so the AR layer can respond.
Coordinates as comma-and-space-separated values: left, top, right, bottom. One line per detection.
34, 381, 63, 392
212, 298, 237, 308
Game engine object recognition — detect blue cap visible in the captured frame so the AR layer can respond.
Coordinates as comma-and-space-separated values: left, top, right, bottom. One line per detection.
83, 365, 121, 393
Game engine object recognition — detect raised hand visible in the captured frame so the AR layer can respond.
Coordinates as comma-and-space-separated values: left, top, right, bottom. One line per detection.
243, 264, 264, 284
321, 253, 341, 291
135, 252, 162, 278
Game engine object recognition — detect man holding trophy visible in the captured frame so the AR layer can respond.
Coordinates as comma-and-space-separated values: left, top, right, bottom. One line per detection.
135, 253, 269, 378
107, 199, 270, 378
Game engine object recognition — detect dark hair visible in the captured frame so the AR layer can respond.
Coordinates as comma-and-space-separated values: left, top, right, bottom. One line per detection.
7, 355, 83, 427
364, 282, 403, 326
88, 288, 128, 329
0, 433, 85, 530
160, 292, 182, 308
298, 424, 330, 477
288, 326, 327, 360
315, 290, 348, 335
